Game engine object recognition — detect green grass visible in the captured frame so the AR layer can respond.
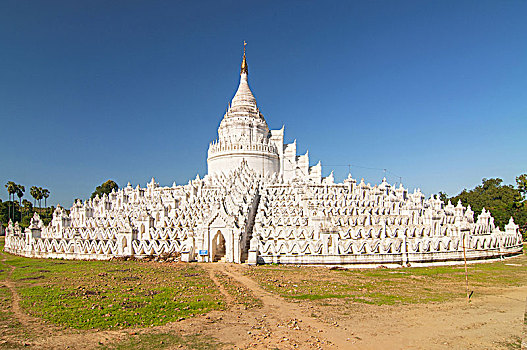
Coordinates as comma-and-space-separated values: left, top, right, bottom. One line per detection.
100, 332, 223, 350
0, 279, 28, 347
0, 237, 226, 330
17, 261, 224, 329
0, 285, 16, 325
213, 271, 263, 309
0, 238, 23, 343
19, 282, 220, 329
249, 268, 451, 305
1, 235, 525, 332
290, 293, 347, 301
245, 251, 527, 306
0, 260, 9, 281
499, 336, 522, 350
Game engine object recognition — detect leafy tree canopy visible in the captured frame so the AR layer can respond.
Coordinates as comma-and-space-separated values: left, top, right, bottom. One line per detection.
91, 180, 119, 199
440, 174, 527, 237
517, 174, 527, 198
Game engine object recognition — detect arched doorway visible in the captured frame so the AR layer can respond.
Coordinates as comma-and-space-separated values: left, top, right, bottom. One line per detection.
212, 230, 226, 262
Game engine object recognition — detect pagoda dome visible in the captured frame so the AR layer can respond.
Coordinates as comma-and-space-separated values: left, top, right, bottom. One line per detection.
218, 51, 269, 141
208, 44, 280, 177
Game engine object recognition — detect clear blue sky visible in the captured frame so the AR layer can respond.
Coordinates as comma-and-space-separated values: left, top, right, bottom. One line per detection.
1, 0, 526, 207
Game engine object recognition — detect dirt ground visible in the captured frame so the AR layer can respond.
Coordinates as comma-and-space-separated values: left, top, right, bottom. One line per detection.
1, 254, 526, 350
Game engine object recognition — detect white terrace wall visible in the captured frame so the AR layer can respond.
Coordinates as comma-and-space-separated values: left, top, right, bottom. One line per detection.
4, 164, 523, 267
248, 179, 523, 266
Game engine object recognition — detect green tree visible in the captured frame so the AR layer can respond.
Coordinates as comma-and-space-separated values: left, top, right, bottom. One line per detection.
438, 191, 448, 204
22, 199, 32, 217
42, 188, 50, 208
516, 174, 527, 198
15, 184, 25, 207
5, 181, 16, 222
441, 175, 527, 237
514, 174, 527, 234
91, 180, 119, 199
30, 186, 39, 208
453, 178, 518, 229
0, 199, 7, 227
30, 186, 44, 213
37, 187, 44, 211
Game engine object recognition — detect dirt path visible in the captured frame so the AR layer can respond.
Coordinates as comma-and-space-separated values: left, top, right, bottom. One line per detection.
0, 256, 524, 349
0, 254, 50, 334
201, 264, 526, 349
194, 263, 345, 349
0, 254, 126, 350
206, 264, 235, 306
2, 259, 349, 349
313, 285, 527, 350
1, 267, 36, 328
523, 297, 527, 350
219, 263, 355, 349
0, 256, 60, 347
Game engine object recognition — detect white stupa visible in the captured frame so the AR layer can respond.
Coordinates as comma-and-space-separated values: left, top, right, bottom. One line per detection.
208, 45, 321, 182
4, 44, 523, 266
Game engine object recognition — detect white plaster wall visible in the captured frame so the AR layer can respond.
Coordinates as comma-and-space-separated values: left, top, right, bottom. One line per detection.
208, 152, 279, 177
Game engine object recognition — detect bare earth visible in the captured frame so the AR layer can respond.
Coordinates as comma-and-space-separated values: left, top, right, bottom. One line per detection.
1, 254, 525, 350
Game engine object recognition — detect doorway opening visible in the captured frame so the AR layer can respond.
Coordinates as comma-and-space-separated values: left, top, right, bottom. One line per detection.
212, 231, 226, 262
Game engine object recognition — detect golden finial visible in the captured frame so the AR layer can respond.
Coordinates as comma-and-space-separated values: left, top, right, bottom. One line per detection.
241, 41, 248, 75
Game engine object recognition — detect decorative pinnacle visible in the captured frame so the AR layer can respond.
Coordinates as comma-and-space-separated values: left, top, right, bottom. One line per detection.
241, 41, 248, 75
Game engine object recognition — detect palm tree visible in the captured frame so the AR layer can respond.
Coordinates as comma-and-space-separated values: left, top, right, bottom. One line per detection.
30, 186, 39, 208
13, 184, 25, 223
16, 184, 25, 207
4, 183, 10, 221
42, 188, 50, 208
37, 187, 44, 212
30, 186, 43, 213
22, 199, 32, 219
5, 181, 16, 221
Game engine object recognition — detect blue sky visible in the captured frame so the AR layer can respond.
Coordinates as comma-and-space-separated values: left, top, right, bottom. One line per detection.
1, 0, 526, 207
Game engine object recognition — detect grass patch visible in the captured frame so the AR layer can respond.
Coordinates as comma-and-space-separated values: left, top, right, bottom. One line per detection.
499, 336, 522, 350
249, 266, 453, 305
0, 240, 226, 330
0, 261, 9, 281
19, 281, 219, 329
100, 332, 222, 350
213, 271, 263, 309
0, 238, 24, 341
290, 293, 347, 301
16, 261, 224, 329
0, 283, 27, 345
0, 285, 16, 325
245, 253, 527, 306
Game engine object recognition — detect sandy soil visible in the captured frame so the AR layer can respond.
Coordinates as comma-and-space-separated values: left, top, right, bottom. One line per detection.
1, 260, 525, 349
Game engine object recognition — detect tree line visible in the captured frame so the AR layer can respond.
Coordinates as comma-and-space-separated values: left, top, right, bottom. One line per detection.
2, 175, 526, 239
1, 182, 52, 230
1, 179, 118, 232
439, 174, 527, 238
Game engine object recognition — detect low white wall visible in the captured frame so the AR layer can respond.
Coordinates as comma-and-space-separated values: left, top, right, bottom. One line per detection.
208, 152, 279, 177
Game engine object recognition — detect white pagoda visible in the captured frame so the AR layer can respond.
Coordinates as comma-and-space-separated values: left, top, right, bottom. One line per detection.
208, 45, 321, 182
4, 46, 523, 266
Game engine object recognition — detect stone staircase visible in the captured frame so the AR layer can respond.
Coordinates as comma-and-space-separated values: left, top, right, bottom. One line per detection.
241, 189, 261, 263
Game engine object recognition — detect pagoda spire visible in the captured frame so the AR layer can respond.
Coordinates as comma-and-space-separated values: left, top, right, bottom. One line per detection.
240, 41, 248, 75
